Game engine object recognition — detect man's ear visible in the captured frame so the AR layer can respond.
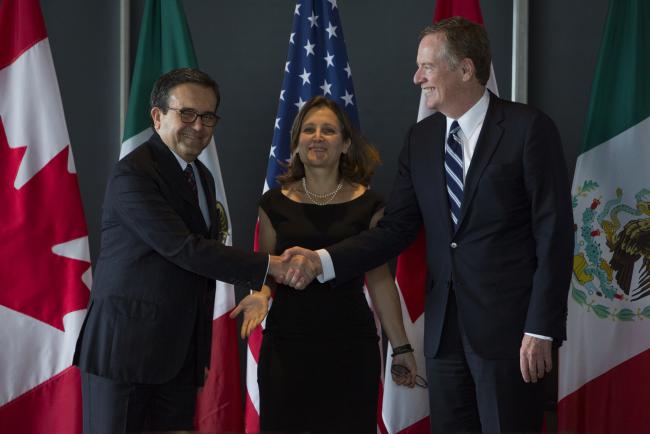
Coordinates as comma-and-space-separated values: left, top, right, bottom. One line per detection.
460, 58, 476, 81
151, 107, 161, 130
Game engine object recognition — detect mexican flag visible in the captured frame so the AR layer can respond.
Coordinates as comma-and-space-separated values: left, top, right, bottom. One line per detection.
0, 0, 91, 432
557, 2, 650, 433
121, 1, 243, 432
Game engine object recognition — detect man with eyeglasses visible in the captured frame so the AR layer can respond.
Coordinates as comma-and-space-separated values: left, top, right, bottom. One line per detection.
73, 68, 315, 434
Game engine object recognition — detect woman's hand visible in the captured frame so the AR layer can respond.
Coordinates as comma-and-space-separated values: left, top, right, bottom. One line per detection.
391, 351, 417, 388
230, 290, 270, 339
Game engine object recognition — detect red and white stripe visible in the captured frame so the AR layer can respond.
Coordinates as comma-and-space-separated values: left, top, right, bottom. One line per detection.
244, 220, 265, 433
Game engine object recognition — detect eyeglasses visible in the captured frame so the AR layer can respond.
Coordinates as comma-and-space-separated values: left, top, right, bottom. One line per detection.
167, 107, 220, 127
391, 364, 428, 388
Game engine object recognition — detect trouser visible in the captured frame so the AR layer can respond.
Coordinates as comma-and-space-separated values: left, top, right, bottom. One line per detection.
81, 341, 198, 434
426, 290, 545, 434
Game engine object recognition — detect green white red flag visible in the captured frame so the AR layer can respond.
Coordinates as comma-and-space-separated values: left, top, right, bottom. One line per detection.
558, 2, 650, 433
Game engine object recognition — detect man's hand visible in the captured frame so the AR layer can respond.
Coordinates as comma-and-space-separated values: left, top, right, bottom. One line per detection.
230, 290, 270, 338
519, 334, 553, 383
268, 253, 317, 289
280, 247, 323, 289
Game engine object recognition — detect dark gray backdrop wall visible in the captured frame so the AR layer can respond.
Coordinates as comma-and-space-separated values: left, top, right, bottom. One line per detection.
41, 0, 122, 262
42, 0, 608, 277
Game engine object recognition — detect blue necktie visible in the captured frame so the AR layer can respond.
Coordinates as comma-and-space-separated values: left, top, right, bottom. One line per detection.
444, 121, 464, 229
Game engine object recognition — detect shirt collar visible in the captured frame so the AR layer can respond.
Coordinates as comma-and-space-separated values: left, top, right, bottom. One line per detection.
447, 89, 490, 138
169, 149, 194, 170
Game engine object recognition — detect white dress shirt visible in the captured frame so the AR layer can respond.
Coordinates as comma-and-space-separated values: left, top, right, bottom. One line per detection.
447, 90, 490, 180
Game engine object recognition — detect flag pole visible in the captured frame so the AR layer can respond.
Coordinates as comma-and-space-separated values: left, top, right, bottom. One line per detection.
511, 0, 528, 103
119, 0, 130, 141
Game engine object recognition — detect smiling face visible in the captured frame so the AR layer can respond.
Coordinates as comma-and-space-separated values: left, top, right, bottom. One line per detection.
413, 32, 469, 118
151, 83, 217, 162
296, 107, 351, 170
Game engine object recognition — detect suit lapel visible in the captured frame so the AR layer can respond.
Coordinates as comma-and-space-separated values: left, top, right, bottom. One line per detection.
196, 160, 218, 237
456, 94, 504, 230
423, 115, 456, 235
150, 136, 199, 208
149, 135, 212, 236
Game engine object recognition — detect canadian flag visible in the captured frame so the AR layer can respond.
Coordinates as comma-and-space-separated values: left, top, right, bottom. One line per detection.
0, 1, 91, 433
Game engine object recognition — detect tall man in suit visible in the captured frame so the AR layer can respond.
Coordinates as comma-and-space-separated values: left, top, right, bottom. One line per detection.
74, 68, 314, 434
283, 18, 573, 434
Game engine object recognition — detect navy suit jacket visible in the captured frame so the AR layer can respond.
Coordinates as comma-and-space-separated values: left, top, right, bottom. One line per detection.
329, 94, 574, 359
74, 133, 268, 384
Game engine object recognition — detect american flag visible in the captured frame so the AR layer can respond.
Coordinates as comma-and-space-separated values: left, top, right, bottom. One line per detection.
245, 0, 363, 431
263, 0, 359, 191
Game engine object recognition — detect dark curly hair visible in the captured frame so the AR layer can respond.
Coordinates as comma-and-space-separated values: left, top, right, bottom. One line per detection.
278, 96, 380, 187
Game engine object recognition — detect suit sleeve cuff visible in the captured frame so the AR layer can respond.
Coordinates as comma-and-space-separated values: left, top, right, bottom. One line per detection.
525, 332, 552, 341
261, 254, 271, 287
316, 249, 335, 283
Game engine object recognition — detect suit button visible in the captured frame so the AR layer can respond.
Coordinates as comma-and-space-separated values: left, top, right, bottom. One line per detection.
450, 242, 458, 249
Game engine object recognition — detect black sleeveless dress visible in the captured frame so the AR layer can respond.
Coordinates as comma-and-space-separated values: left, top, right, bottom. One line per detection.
258, 188, 384, 434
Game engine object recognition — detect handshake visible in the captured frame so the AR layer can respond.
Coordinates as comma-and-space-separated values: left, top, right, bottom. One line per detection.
230, 246, 325, 338
267, 247, 323, 289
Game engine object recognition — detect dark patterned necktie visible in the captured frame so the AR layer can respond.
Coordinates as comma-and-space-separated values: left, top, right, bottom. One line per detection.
444, 121, 464, 229
184, 164, 198, 198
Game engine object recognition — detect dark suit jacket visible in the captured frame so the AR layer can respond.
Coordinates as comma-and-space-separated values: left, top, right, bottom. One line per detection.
74, 133, 268, 384
329, 93, 574, 359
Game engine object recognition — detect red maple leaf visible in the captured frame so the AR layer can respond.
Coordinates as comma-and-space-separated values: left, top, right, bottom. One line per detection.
0, 118, 89, 331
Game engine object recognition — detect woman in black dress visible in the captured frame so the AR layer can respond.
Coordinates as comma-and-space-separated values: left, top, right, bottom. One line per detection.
233, 96, 417, 433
